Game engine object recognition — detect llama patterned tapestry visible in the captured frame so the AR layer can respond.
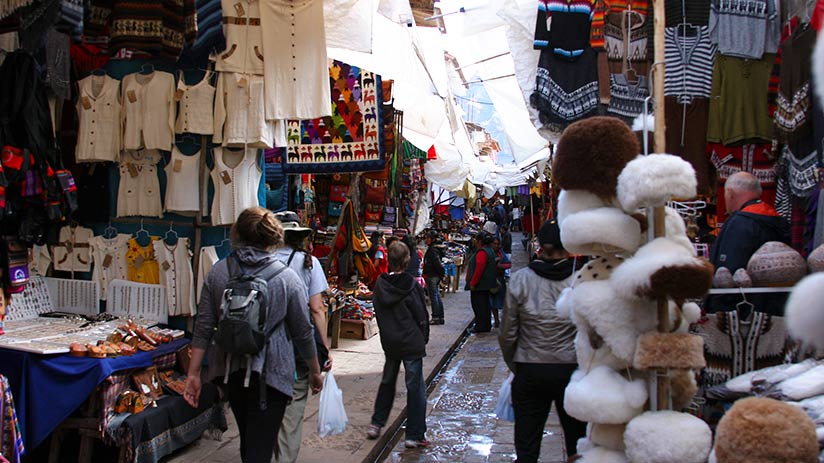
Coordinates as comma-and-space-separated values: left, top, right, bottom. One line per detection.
282, 60, 384, 174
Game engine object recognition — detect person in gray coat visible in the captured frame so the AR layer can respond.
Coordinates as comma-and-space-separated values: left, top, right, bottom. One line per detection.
499, 219, 586, 462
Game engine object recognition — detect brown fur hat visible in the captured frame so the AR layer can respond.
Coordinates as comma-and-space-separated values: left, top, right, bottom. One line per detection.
671, 369, 698, 411
714, 397, 818, 463
646, 259, 715, 301
633, 332, 706, 370
553, 116, 640, 200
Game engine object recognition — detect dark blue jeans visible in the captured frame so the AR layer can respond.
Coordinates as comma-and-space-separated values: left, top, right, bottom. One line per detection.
371, 356, 427, 440
426, 276, 444, 320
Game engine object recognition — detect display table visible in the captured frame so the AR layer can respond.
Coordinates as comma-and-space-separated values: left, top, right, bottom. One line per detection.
0, 338, 189, 451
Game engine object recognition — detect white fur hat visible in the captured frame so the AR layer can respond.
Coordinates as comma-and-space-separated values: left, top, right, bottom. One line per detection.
589, 423, 627, 452
560, 207, 642, 256
617, 155, 697, 212
564, 366, 648, 424
785, 273, 824, 351
558, 190, 613, 225
624, 411, 712, 463
577, 445, 630, 463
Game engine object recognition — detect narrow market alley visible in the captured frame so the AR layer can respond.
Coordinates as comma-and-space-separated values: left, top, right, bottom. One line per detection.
164, 233, 566, 463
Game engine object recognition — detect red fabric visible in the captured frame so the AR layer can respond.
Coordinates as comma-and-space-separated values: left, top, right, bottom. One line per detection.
469, 250, 488, 287
707, 142, 776, 213
374, 245, 388, 274
813, 0, 824, 31
427, 145, 437, 160
740, 202, 780, 217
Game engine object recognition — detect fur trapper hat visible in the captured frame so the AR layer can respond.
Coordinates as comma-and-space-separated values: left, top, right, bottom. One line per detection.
633, 332, 706, 370
609, 237, 714, 301
624, 411, 712, 463
553, 117, 640, 201
664, 207, 698, 255
713, 397, 818, 463
616, 155, 697, 212
573, 322, 631, 371
558, 190, 614, 225
560, 208, 642, 256
564, 366, 648, 424
785, 273, 824, 350
671, 368, 698, 411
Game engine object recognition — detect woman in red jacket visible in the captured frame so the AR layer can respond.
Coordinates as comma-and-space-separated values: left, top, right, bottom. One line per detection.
464, 232, 498, 333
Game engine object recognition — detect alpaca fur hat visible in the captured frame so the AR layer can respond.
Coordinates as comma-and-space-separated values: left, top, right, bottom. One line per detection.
565, 366, 648, 424
553, 116, 640, 201
557, 189, 613, 225
785, 273, 824, 350
560, 207, 642, 256
633, 332, 706, 370
713, 397, 818, 463
671, 368, 698, 411
573, 320, 631, 372
616, 154, 697, 212
624, 411, 712, 463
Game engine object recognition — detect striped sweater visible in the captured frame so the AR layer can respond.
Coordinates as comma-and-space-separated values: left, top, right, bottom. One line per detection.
663, 26, 716, 103
179, 0, 225, 66
86, 0, 197, 60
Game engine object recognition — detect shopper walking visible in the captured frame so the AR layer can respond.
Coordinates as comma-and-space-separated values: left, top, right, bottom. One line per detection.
500, 225, 513, 278
368, 231, 389, 276
366, 241, 431, 448
423, 230, 446, 325
499, 219, 586, 462
273, 211, 332, 463
489, 237, 510, 328
465, 232, 497, 333
184, 207, 322, 463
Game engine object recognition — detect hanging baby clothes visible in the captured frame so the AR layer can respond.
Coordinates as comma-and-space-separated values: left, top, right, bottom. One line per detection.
52, 225, 94, 272
258, 0, 331, 120
122, 71, 176, 151
210, 147, 262, 225
213, 72, 277, 148
175, 70, 216, 135
196, 245, 219, 303
164, 147, 202, 213
29, 245, 52, 276
75, 74, 121, 162
117, 149, 163, 218
0, 375, 24, 463
126, 237, 160, 284
153, 238, 195, 316
215, 0, 265, 75
88, 234, 129, 301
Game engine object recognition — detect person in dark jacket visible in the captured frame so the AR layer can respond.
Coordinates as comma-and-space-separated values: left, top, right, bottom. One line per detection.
707, 172, 791, 314
366, 241, 431, 448
402, 234, 423, 283
500, 225, 513, 278
465, 232, 498, 333
423, 230, 446, 325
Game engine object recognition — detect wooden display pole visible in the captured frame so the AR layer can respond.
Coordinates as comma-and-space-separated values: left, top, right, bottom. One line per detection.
652, 0, 669, 411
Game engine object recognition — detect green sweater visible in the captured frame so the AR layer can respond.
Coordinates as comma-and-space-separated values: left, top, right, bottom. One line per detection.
465, 247, 498, 291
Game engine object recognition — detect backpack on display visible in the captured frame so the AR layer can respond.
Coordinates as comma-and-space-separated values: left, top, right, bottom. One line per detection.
214, 254, 286, 409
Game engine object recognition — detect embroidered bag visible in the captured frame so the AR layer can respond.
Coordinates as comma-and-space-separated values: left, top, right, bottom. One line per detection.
328, 202, 343, 217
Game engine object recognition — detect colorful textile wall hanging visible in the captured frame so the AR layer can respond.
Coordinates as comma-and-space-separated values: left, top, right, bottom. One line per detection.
283, 60, 384, 174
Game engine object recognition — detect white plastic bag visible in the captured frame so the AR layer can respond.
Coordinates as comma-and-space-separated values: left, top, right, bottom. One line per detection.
495, 373, 515, 422
317, 372, 348, 437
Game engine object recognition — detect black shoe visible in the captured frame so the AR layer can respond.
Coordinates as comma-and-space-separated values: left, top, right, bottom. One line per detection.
467, 326, 490, 334
429, 318, 445, 325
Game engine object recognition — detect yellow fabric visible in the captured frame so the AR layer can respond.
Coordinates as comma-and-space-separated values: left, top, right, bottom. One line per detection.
126, 237, 160, 284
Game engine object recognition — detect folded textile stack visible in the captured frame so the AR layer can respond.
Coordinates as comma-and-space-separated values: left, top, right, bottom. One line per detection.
341, 298, 374, 320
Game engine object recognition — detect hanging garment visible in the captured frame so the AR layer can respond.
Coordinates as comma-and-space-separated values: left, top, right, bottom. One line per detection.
196, 245, 219, 303
534, 0, 596, 58
126, 237, 160, 284
29, 245, 52, 276
781, 143, 819, 198
0, 375, 24, 463
590, 0, 650, 51
708, 142, 777, 212
175, 70, 216, 135
75, 74, 121, 163
213, 72, 278, 148
665, 96, 713, 195
153, 238, 195, 316
531, 47, 599, 125
52, 225, 93, 272
164, 147, 202, 213
89, 234, 130, 301
664, 25, 717, 104
117, 149, 163, 218
44, 29, 71, 101
607, 73, 650, 121
70, 41, 109, 77
210, 147, 262, 225
708, 0, 780, 59
258, 0, 332, 120
179, 0, 226, 67
122, 71, 176, 151
774, 24, 816, 146
707, 54, 776, 145
215, 0, 264, 74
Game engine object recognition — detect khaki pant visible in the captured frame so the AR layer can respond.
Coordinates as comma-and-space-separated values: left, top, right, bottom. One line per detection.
276, 372, 309, 463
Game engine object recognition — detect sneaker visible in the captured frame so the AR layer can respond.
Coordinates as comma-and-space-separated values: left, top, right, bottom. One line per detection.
366, 424, 382, 439
404, 439, 432, 448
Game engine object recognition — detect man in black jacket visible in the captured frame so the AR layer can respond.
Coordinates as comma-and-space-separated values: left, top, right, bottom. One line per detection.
423, 230, 446, 325
366, 241, 431, 448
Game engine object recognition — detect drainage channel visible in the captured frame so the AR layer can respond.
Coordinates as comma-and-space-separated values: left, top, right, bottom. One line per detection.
365, 327, 473, 463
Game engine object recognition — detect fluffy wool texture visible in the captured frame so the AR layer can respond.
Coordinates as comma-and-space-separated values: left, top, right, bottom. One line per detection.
664, 207, 698, 255
561, 208, 642, 256
589, 423, 626, 451
785, 273, 824, 351
553, 117, 640, 201
616, 155, 697, 212
558, 190, 612, 225
610, 237, 713, 301
624, 411, 712, 463
574, 323, 631, 371
633, 333, 706, 370
714, 397, 818, 463
671, 369, 698, 411
577, 445, 630, 463
682, 302, 701, 325
814, 31, 824, 115
572, 279, 657, 363
774, 365, 824, 400
631, 114, 655, 133
565, 366, 648, 424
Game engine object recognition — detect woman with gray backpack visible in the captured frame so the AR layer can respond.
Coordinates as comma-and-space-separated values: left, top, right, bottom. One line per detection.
183, 207, 323, 463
